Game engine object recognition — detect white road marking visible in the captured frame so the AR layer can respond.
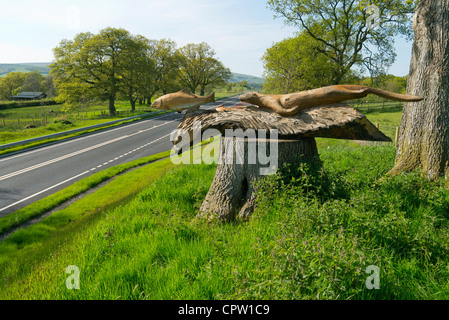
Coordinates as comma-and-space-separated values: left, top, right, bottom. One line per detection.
0, 120, 177, 182
0, 98, 241, 214
0, 113, 177, 164
0, 171, 90, 213
0, 132, 173, 214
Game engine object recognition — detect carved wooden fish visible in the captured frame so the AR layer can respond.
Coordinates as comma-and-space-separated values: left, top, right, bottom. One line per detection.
151, 89, 215, 113
239, 85, 423, 117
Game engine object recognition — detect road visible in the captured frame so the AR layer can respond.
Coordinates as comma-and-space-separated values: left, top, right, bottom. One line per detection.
0, 95, 245, 217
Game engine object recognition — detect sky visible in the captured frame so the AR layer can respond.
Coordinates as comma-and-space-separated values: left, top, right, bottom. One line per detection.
0, 0, 413, 78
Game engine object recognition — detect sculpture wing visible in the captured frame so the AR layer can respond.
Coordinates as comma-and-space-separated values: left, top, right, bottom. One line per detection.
172, 104, 391, 153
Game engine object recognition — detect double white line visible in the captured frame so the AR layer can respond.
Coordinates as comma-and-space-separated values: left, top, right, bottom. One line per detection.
0, 120, 176, 182
0, 119, 177, 213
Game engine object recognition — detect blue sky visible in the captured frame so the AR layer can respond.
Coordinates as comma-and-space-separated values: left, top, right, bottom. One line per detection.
0, 0, 413, 78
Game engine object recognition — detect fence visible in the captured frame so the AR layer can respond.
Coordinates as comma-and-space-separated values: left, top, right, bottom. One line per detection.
1, 108, 155, 131
355, 122, 399, 147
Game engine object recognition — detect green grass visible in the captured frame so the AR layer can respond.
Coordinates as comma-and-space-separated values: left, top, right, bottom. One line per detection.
0, 150, 172, 235
212, 85, 247, 99
0, 156, 176, 299
1, 130, 449, 299
0, 91, 243, 148
0, 101, 159, 145
365, 111, 403, 141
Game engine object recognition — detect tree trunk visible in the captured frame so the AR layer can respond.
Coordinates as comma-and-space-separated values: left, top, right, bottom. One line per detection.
108, 96, 116, 117
390, 0, 449, 179
198, 136, 319, 222
130, 98, 137, 112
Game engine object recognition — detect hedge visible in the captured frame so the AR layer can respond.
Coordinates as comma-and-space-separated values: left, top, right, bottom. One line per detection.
0, 99, 58, 110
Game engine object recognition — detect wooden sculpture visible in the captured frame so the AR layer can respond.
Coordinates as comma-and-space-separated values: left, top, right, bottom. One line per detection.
170, 85, 423, 223
151, 89, 215, 113
237, 85, 423, 116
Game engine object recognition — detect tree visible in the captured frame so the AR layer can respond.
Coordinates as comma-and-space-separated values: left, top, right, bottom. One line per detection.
267, 0, 417, 84
121, 35, 155, 111
22, 71, 45, 92
389, 0, 449, 180
144, 39, 180, 104
177, 42, 231, 95
0, 72, 26, 100
42, 75, 57, 98
262, 32, 335, 94
51, 27, 149, 116
199, 58, 231, 95
382, 74, 407, 94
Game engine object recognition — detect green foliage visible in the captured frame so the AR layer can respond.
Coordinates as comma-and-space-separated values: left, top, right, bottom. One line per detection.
2, 140, 449, 300
51, 29, 232, 113
0, 71, 56, 101
0, 72, 26, 100
0, 98, 57, 110
146, 39, 180, 97
262, 32, 335, 93
266, 0, 417, 84
51, 28, 144, 115
176, 42, 232, 95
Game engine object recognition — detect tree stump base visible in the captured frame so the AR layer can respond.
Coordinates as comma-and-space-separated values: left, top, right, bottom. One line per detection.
172, 104, 392, 223
198, 136, 320, 222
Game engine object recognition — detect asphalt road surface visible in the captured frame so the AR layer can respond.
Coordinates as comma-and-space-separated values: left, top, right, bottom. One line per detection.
0, 95, 246, 217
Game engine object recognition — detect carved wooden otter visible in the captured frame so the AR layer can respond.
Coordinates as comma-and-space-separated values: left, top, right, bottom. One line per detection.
238, 85, 423, 117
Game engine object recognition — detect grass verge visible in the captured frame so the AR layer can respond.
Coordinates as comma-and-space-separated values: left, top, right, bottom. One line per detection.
0, 92, 240, 157
0, 155, 176, 299
0, 111, 170, 157
1, 136, 449, 299
0, 150, 171, 235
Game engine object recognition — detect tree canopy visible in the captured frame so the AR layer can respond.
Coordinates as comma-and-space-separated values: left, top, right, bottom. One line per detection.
262, 32, 336, 93
267, 0, 417, 84
50, 28, 231, 115
176, 42, 232, 96
0, 71, 55, 100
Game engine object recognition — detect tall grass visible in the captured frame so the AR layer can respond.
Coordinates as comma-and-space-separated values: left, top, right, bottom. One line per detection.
2, 141, 449, 300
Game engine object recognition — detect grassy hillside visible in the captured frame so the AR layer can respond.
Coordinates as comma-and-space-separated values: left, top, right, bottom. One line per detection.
230, 72, 265, 85
0, 64, 264, 87
0, 63, 50, 77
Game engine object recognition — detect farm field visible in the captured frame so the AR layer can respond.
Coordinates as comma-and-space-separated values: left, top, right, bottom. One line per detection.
0, 86, 248, 146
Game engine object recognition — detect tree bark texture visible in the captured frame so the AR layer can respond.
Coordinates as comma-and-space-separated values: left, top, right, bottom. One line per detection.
390, 0, 449, 179
108, 96, 116, 117
172, 104, 391, 155
198, 136, 319, 222
173, 104, 391, 222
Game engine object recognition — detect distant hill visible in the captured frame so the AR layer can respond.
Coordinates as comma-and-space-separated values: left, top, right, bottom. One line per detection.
0, 64, 266, 88
230, 73, 265, 85
0, 63, 51, 77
